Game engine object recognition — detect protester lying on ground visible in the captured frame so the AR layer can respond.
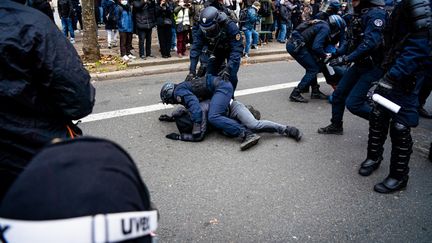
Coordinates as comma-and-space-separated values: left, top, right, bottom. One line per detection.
159, 99, 303, 142
160, 74, 261, 150
0, 137, 158, 243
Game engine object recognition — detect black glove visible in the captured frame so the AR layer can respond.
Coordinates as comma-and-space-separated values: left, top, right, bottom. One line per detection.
185, 72, 196, 81
197, 65, 207, 77
159, 114, 175, 122
375, 75, 395, 96
218, 67, 230, 81
166, 133, 180, 140
329, 55, 348, 67
192, 123, 201, 138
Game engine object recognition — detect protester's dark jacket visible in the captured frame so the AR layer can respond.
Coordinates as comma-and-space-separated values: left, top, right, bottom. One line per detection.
103, 0, 119, 30
57, 0, 74, 18
155, 1, 174, 26
171, 100, 210, 142
0, 1, 95, 166
279, 4, 291, 23
133, 0, 156, 30
31, 0, 54, 21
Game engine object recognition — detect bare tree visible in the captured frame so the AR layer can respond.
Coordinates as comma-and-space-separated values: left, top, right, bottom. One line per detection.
81, 0, 100, 62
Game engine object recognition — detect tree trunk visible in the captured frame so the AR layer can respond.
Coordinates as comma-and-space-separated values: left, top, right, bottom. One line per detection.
81, 0, 100, 62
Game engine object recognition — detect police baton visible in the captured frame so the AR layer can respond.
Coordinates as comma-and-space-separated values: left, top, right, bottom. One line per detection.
372, 94, 401, 114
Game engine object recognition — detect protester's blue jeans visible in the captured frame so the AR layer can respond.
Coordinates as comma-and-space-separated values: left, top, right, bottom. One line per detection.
171, 26, 176, 49
277, 23, 287, 42
230, 101, 286, 134
331, 64, 384, 124
61, 17, 75, 38
286, 44, 320, 90
244, 29, 258, 55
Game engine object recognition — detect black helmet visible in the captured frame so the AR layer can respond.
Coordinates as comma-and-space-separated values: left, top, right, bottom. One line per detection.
328, 14, 346, 35
160, 82, 176, 104
199, 6, 226, 39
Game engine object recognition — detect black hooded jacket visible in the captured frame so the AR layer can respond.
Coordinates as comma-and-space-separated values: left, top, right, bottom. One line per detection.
0, 1, 95, 167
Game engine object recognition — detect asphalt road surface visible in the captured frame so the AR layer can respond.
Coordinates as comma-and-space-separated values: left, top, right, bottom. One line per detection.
81, 61, 432, 242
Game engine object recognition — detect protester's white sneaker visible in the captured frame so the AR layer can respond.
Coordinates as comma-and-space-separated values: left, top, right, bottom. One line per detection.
70, 38, 75, 44
122, 55, 130, 62
128, 54, 136, 59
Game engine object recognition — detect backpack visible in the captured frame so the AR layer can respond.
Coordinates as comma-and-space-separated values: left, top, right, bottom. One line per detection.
238, 8, 248, 29
259, 1, 271, 17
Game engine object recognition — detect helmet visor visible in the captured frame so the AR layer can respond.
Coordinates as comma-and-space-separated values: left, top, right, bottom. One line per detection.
200, 23, 220, 39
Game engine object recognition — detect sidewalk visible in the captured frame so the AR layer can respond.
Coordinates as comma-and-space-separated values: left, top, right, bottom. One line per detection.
73, 28, 291, 81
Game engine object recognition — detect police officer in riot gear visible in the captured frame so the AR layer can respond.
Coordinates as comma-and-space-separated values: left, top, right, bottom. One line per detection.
287, 15, 346, 103
318, 0, 387, 134
187, 6, 243, 91
160, 75, 261, 151
359, 0, 431, 193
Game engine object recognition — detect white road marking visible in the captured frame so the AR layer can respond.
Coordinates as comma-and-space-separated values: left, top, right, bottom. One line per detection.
80, 78, 326, 123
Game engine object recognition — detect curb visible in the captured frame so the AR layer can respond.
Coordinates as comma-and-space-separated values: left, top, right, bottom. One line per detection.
91, 53, 293, 81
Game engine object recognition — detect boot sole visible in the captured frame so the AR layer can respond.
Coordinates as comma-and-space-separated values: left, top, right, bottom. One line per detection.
240, 136, 261, 151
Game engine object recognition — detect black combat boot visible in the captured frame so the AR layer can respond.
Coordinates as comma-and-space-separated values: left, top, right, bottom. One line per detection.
374, 122, 412, 193
418, 106, 432, 118
240, 130, 261, 151
300, 85, 310, 93
317, 123, 343, 135
284, 126, 303, 142
359, 108, 389, 176
289, 88, 308, 103
310, 85, 328, 100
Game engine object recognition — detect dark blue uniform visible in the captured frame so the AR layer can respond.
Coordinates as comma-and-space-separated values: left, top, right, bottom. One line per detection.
189, 20, 243, 90
287, 20, 332, 91
173, 75, 248, 137
360, 0, 432, 193
330, 7, 387, 126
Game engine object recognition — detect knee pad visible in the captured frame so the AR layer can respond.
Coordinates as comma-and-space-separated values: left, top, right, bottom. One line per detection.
390, 121, 412, 148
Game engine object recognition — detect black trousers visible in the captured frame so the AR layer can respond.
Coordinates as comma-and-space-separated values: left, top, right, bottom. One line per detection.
157, 25, 172, 57
137, 28, 153, 57
119, 32, 133, 56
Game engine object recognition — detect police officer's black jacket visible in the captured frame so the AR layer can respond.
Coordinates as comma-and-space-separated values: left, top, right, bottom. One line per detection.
0, 1, 95, 166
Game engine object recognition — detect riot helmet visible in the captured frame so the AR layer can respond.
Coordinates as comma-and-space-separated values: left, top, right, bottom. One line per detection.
160, 82, 176, 104
328, 0, 342, 13
199, 6, 227, 39
328, 14, 346, 36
